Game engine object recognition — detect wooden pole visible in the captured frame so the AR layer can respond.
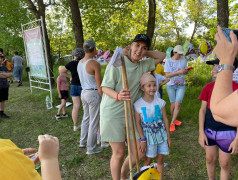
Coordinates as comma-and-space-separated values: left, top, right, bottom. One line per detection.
121, 56, 140, 177
121, 57, 133, 180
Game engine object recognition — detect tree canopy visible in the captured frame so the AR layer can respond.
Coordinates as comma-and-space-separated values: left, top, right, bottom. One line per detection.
0, 0, 237, 57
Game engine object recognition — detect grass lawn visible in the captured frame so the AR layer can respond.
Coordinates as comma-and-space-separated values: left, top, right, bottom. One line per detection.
1, 64, 238, 180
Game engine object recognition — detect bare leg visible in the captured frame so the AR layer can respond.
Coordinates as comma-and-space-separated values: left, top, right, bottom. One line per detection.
205, 145, 217, 180
72, 96, 81, 126
110, 142, 126, 180
170, 103, 175, 120
143, 156, 152, 166
121, 139, 145, 179
219, 149, 231, 180
0, 101, 5, 111
57, 99, 66, 115
156, 154, 164, 180
171, 101, 181, 124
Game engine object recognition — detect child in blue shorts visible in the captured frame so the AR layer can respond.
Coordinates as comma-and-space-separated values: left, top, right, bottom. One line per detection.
134, 72, 171, 179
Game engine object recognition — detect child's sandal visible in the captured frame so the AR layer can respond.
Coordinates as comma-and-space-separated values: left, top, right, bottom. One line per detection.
55, 114, 61, 121
62, 113, 69, 118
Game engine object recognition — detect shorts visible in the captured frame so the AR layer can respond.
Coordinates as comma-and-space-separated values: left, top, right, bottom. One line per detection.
204, 128, 236, 153
70, 85, 82, 97
146, 141, 169, 158
0, 87, 9, 102
60, 90, 69, 100
166, 85, 185, 103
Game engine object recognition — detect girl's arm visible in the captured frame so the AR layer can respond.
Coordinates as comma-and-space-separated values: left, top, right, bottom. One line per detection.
102, 86, 131, 101
146, 51, 166, 65
165, 70, 188, 78
198, 101, 208, 148
135, 110, 146, 153
162, 107, 171, 148
56, 79, 61, 99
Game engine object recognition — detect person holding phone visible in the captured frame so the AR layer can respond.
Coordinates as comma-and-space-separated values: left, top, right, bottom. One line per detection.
210, 26, 238, 127
164, 45, 189, 132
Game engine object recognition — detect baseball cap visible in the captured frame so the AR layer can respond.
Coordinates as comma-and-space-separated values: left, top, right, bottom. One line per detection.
139, 72, 156, 87
83, 40, 96, 50
206, 58, 238, 69
72, 48, 85, 59
132, 34, 151, 49
173, 45, 184, 55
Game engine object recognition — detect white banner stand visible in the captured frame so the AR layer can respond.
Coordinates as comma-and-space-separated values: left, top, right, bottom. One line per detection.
21, 17, 53, 106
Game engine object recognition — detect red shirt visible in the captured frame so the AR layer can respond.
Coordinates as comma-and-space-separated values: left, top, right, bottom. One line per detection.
198, 81, 238, 109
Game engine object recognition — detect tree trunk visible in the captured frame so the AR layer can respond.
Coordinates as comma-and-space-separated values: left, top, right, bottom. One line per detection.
190, 0, 201, 42
147, 0, 156, 44
25, 0, 55, 85
68, 0, 84, 48
217, 0, 229, 28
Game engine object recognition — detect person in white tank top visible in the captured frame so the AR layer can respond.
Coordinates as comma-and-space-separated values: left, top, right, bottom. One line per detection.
77, 40, 103, 155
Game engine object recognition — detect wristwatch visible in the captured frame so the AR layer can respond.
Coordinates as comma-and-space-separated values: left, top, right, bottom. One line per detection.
216, 64, 234, 73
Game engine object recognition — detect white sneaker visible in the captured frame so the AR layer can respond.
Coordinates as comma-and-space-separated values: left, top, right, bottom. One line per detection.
86, 146, 103, 155
79, 143, 86, 148
74, 125, 80, 131
101, 142, 110, 148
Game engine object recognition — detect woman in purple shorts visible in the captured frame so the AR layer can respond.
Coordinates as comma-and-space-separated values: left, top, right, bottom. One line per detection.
198, 58, 238, 180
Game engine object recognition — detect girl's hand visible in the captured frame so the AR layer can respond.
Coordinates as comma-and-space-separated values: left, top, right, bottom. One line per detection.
117, 89, 131, 101
139, 141, 147, 153
198, 132, 208, 149
167, 138, 171, 148
58, 94, 62, 99
179, 69, 189, 75
228, 137, 238, 154
38, 134, 59, 162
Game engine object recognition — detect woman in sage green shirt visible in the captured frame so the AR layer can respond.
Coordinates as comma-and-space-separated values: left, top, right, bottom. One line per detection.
100, 34, 166, 180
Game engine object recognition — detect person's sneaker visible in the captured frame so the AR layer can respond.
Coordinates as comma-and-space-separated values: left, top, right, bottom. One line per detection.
174, 120, 182, 126
55, 114, 61, 121
79, 143, 86, 148
86, 146, 103, 155
17, 82, 22, 87
73, 125, 80, 131
0, 113, 9, 118
101, 142, 110, 148
170, 123, 175, 132
62, 113, 69, 118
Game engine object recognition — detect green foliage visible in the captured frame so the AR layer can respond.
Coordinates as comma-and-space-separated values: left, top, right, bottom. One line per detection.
0, 0, 33, 56
186, 59, 213, 87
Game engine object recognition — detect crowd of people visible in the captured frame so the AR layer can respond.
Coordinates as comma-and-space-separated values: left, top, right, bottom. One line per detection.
1, 26, 238, 180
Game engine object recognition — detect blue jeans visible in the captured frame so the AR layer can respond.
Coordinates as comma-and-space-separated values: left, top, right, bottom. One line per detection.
166, 85, 185, 103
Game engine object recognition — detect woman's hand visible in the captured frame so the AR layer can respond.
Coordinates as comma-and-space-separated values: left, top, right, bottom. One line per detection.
139, 141, 147, 153
214, 26, 238, 65
117, 89, 131, 101
58, 93, 62, 99
198, 132, 208, 149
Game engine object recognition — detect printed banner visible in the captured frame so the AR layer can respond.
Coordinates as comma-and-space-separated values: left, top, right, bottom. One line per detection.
24, 27, 47, 79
